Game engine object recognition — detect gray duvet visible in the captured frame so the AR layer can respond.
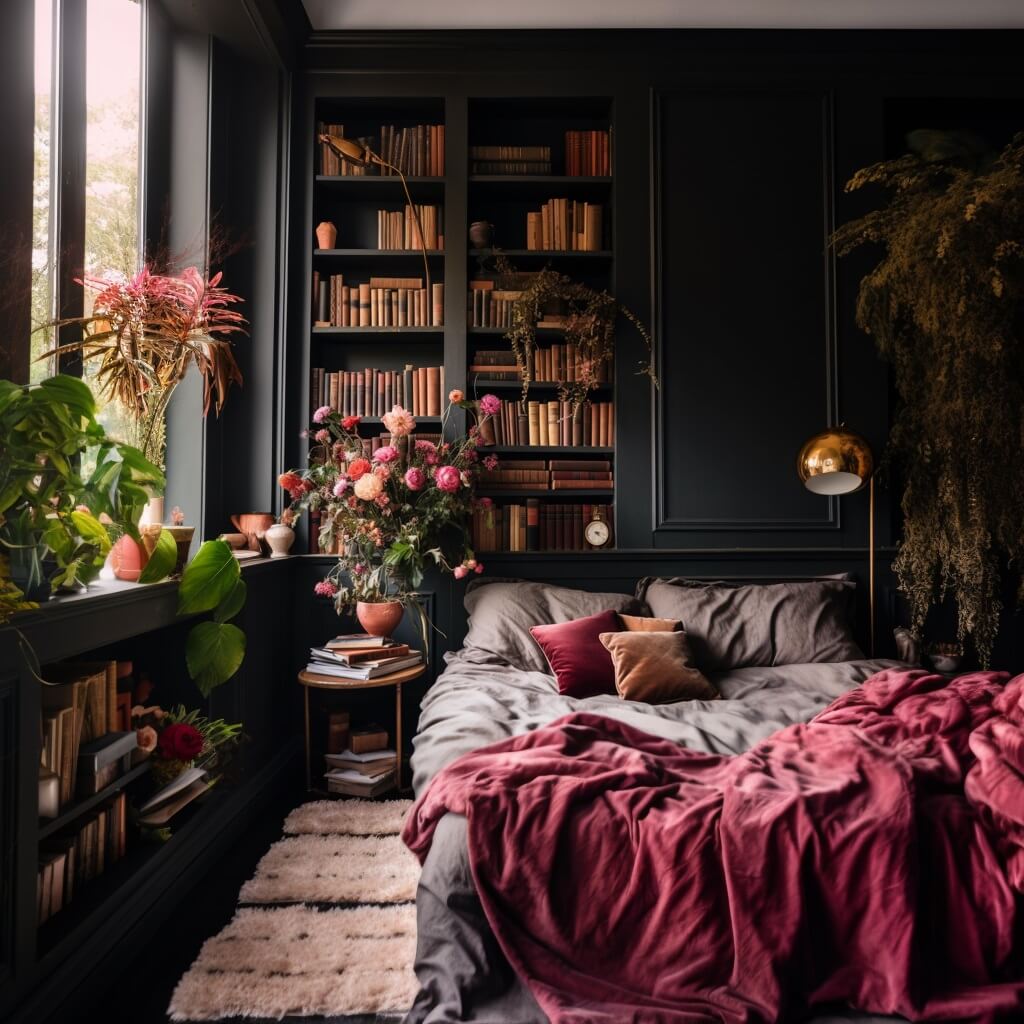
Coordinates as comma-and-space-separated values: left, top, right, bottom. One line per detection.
406, 647, 909, 1024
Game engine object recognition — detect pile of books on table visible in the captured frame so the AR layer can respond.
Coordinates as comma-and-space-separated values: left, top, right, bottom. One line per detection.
305, 633, 423, 682
324, 742, 398, 798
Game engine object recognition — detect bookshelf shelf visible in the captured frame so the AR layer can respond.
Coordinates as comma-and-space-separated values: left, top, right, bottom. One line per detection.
468, 379, 612, 394
480, 489, 614, 499
468, 249, 612, 260
312, 326, 444, 336
486, 445, 614, 455
38, 761, 151, 841
315, 174, 446, 198
314, 248, 446, 258
468, 326, 564, 336
469, 175, 612, 185
357, 416, 442, 426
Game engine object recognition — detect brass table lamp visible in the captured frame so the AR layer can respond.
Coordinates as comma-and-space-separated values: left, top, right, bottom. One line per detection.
318, 133, 432, 297
796, 427, 876, 655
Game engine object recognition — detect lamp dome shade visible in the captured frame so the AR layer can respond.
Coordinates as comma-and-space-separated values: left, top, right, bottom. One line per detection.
797, 428, 873, 495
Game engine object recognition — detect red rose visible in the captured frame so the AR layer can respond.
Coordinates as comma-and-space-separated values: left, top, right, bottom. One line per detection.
158, 722, 204, 761
342, 415, 361, 430
348, 457, 371, 481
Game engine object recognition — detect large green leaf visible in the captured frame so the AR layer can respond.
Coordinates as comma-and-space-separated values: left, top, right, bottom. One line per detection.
37, 375, 96, 420
185, 620, 246, 696
138, 528, 178, 584
178, 540, 240, 614
213, 577, 247, 623
69, 509, 112, 556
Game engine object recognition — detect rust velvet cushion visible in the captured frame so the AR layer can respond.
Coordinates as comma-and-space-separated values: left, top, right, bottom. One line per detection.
530, 609, 622, 698
618, 613, 682, 632
599, 630, 719, 704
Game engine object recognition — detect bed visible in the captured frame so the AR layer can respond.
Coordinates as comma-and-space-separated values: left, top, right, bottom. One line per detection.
405, 577, 911, 1024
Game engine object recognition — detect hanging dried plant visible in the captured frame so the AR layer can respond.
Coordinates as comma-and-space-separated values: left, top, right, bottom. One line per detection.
833, 130, 1024, 665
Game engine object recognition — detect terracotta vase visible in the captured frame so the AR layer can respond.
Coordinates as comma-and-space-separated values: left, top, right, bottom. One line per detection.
111, 535, 145, 582
264, 523, 295, 558
230, 513, 275, 552
356, 600, 404, 638
316, 221, 338, 249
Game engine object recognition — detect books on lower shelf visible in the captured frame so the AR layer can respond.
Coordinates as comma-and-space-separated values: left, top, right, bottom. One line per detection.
470, 144, 552, 175
481, 458, 612, 491
318, 121, 444, 177
472, 501, 613, 552
310, 365, 445, 419
470, 346, 610, 384
526, 199, 604, 252
38, 790, 127, 924
377, 205, 443, 250
314, 275, 444, 328
486, 402, 614, 448
565, 129, 611, 176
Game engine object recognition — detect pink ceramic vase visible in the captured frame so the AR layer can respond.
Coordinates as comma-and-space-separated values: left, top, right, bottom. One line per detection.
315, 221, 337, 249
355, 600, 404, 638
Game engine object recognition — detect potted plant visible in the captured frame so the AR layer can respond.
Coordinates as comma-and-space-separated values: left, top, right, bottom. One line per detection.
278, 393, 498, 638
833, 130, 1024, 665
0, 375, 164, 613
41, 265, 247, 523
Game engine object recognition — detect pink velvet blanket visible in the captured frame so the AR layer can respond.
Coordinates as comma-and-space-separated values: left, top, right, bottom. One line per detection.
404, 669, 1024, 1022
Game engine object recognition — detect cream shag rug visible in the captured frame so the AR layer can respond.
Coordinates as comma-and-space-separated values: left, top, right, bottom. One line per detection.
169, 799, 418, 1021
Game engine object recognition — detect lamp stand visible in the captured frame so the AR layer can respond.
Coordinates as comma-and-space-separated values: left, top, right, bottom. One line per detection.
869, 475, 875, 658
369, 155, 432, 301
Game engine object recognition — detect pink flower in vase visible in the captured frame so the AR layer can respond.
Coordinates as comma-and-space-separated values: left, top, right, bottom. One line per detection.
314, 429, 330, 443
312, 405, 332, 424
479, 393, 501, 416
434, 465, 461, 493
404, 467, 426, 491
314, 579, 338, 598
373, 464, 391, 479
474, 562, 484, 573
483, 455, 499, 470
373, 445, 399, 463
354, 474, 384, 500
382, 405, 415, 437
453, 565, 469, 580
415, 439, 437, 454
448, 388, 465, 403
332, 477, 349, 497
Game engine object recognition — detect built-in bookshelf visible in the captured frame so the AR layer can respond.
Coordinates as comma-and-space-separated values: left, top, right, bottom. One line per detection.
304, 94, 616, 553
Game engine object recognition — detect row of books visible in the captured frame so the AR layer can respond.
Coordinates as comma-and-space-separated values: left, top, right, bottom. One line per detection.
467, 286, 524, 329
38, 791, 127, 924
310, 366, 445, 419
376, 205, 443, 250
41, 662, 121, 808
317, 122, 445, 177
314, 275, 444, 328
470, 144, 552, 175
486, 401, 615, 449
565, 129, 612, 176
481, 458, 612, 492
469, 346, 610, 384
471, 501, 614, 552
526, 199, 605, 251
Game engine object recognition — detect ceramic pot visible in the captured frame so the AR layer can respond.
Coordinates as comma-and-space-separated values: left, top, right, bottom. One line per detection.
356, 600, 404, 638
139, 496, 165, 527
469, 220, 493, 247
111, 535, 145, 581
167, 525, 195, 575
264, 523, 295, 558
230, 513, 275, 552
316, 221, 338, 248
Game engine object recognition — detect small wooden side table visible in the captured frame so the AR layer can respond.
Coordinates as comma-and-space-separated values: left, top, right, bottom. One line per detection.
297, 663, 426, 794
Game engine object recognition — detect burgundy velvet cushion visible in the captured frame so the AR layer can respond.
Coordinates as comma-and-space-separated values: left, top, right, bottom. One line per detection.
530, 609, 622, 698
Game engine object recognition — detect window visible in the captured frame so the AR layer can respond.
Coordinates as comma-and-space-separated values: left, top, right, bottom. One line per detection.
30, 0, 142, 450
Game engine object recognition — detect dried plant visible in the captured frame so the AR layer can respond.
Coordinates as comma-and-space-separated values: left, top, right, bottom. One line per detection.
833, 130, 1024, 665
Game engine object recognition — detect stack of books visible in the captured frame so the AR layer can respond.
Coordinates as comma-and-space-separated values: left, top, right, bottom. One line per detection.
324, 746, 398, 797
377, 205, 443, 250
309, 365, 445, 419
564, 129, 611, 176
470, 144, 552, 175
469, 346, 610, 384
525, 199, 604, 252
472, 501, 614, 552
485, 403, 614, 448
313, 275, 444, 328
480, 458, 613, 491
305, 634, 423, 682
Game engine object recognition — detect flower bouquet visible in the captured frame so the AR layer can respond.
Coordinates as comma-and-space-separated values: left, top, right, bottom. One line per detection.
133, 704, 244, 787
278, 390, 501, 634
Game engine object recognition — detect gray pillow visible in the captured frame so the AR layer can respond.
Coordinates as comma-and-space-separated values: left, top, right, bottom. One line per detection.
635, 576, 863, 671
463, 579, 646, 672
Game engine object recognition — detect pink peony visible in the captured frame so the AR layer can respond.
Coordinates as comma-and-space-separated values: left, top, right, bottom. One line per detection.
314, 579, 338, 598
434, 465, 461, 493
404, 467, 426, 491
312, 405, 332, 423
474, 562, 484, 574
415, 439, 437, 454
424, 452, 439, 466
375, 494, 390, 508
479, 393, 501, 416
314, 429, 330, 443
348, 458, 371, 481
373, 464, 391, 478
453, 565, 469, 580
332, 477, 349, 497
448, 388, 464, 403
354, 473, 384, 500
382, 405, 415, 437
373, 445, 399, 463
483, 455, 499, 470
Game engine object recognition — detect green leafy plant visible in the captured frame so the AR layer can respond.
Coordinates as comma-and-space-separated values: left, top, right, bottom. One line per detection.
833, 130, 1024, 665
0, 375, 164, 616
141, 538, 247, 696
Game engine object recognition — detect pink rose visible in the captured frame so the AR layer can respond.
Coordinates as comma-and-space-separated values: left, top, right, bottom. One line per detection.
373, 445, 399, 463
448, 388, 464, 403
314, 579, 338, 598
453, 565, 469, 580
404, 467, 426, 491
434, 465, 461, 493
332, 477, 349, 497
424, 452, 439, 466
483, 455, 499, 470
479, 393, 501, 416
474, 562, 484, 574
382, 405, 415, 437
314, 429, 330, 443
136, 725, 158, 753
312, 405, 332, 423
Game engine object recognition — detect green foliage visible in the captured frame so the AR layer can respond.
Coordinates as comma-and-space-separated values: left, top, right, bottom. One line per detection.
185, 621, 247, 698
177, 540, 240, 614
833, 131, 1024, 665
137, 529, 177, 584
0, 374, 164, 615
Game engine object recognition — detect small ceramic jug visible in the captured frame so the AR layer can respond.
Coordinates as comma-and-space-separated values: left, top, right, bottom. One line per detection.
264, 523, 295, 559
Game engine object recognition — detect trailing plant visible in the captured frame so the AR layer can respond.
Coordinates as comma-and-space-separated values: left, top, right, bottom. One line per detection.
139, 537, 247, 696
0, 375, 164, 615
832, 129, 1024, 665
493, 258, 655, 411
